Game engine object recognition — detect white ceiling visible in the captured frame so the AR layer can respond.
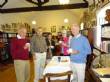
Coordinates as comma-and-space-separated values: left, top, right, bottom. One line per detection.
0, 0, 94, 9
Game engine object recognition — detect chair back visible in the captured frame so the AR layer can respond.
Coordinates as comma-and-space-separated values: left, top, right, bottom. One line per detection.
44, 71, 72, 82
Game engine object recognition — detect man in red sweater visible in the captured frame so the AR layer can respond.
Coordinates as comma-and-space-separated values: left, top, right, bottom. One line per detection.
10, 25, 30, 82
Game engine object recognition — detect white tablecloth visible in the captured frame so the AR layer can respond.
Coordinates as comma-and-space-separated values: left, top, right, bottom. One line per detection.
43, 56, 72, 81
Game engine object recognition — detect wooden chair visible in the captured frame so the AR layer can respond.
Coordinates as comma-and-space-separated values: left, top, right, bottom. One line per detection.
44, 71, 73, 82
86, 53, 97, 69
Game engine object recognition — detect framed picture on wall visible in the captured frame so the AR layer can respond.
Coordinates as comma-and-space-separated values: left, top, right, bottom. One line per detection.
51, 26, 56, 33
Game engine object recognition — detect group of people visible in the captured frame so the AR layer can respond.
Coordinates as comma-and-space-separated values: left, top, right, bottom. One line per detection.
10, 23, 91, 82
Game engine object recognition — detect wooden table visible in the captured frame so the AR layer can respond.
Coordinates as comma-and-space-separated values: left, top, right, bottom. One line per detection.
92, 68, 110, 82
43, 56, 73, 82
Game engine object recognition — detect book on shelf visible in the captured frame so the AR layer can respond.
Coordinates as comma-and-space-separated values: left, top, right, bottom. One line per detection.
102, 26, 110, 38
101, 41, 110, 53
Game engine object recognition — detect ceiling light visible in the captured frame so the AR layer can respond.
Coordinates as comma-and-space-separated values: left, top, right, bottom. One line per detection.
32, 21, 36, 25
58, 0, 70, 5
64, 18, 69, 23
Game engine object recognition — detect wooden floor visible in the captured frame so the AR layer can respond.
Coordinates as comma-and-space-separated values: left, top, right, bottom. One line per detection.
0, 60, 88, 82
0, 60, 34, 82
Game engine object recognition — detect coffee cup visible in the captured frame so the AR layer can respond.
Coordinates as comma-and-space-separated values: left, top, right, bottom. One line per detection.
67, 48, 73, 54
51, 46, 54, 49
59, 41, 62, 44
58, 56, 61, 62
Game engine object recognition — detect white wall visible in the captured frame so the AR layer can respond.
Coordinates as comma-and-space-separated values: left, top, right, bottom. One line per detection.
0, 9, 85, 32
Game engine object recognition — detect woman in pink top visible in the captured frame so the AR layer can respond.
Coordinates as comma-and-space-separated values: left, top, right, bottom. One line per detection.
60, 30, 69, 56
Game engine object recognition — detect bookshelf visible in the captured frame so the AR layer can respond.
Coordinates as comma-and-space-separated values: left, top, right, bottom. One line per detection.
101, 37, 110, 41
101, 23, 110, 53
0, 32, 9, 62
93, 23, 110, 68
92, 23, 110, 68
1, 23, 31, 33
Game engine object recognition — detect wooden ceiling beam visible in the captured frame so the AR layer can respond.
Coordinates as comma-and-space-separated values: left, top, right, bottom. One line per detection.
0, 3, 88, 13
83, 0, 88, 3
0, 0, 8, 8
26, 0, 49, 6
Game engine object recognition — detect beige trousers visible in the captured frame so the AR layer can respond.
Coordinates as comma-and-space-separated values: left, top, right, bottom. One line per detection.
71, 62, 86, 82
34, 52, 46, 82
14, 60, 30, 82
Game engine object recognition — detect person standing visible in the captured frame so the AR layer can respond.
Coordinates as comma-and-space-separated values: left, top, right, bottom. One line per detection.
10, 25, 30, 82
68, 24, 91, 82
46, 33, 55, 59
30, 27, 47, 82
61, 30, 69, 56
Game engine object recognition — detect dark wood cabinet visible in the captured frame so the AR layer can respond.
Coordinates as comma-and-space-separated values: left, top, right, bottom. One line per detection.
0, 32, 9, 62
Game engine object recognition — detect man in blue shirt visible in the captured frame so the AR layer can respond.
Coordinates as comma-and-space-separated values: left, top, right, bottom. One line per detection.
69, 24, 91, 82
